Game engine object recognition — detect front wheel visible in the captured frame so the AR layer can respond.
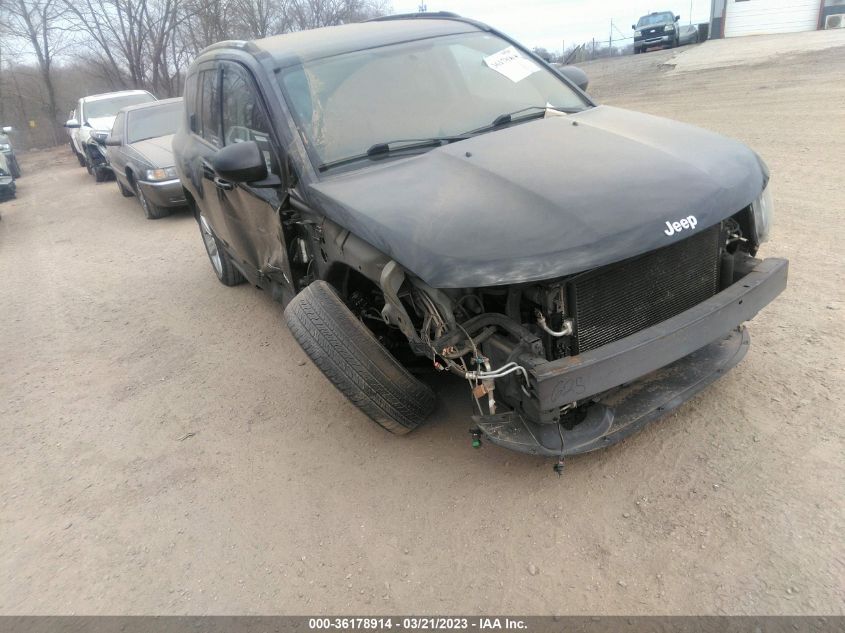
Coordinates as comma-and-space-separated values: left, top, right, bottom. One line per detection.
284, 281, 436, 435
137, 186, 169, 219
116, 178, 134, 197
198, 213, 244, 285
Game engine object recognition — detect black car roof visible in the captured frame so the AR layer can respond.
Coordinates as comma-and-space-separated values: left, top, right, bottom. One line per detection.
216, 17, 485, 68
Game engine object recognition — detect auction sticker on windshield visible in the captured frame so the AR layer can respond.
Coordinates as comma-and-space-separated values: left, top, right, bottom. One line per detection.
483, 45, 541, 82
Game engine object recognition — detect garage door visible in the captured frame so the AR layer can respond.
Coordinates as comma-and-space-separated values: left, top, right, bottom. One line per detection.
724, 0, 820, 37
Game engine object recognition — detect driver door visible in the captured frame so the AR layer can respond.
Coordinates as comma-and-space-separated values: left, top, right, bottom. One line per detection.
215, 61, 292, 290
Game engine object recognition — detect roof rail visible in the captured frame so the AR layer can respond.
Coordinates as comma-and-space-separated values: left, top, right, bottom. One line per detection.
367, 11, 462, 22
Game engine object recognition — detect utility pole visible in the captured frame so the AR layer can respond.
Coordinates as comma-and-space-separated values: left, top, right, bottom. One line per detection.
609, 19, 613, 56
418, 3, 427, 12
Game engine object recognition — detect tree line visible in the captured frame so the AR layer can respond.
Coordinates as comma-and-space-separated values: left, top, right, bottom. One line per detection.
0, 0, 390, 148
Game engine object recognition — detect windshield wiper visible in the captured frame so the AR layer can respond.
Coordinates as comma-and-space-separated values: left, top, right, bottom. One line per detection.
365, 136, 471, 157
318, 136, 470, 172
469, 105, 585, 134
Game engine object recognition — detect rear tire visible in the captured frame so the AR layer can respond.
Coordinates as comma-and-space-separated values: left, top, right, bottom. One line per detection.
284, 280, 436, 435
198, 213, 244, 285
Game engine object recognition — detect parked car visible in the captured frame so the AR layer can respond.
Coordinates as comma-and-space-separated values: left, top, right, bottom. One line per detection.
65, 90, 156, 181
173, 13, 787, 461
633, 11, 681, 53
0, 152, 16, 201
678, 24, 700, 46
0, 126, 21, 178
105, 98, 186, 219
67, 109, 85, 166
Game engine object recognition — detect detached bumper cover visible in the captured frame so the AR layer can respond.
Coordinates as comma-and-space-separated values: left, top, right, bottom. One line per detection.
475, 257, 788, 456
137, 178, 186, 208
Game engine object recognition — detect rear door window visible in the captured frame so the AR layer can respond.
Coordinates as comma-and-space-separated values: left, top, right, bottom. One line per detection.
185, 74, 199, 134
199, 69, 221, 147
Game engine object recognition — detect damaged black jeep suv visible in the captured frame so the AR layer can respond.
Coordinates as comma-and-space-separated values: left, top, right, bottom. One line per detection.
173, 13, 788, 458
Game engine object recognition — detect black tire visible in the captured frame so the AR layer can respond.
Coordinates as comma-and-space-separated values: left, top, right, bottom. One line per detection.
116, 178, 134, 197
284, 280, 436, 435
137, 186, 169, 219
76, 149, 86, 167
94, 166, 110, 183
197, 213, 244, 285
9, 156, 21, 179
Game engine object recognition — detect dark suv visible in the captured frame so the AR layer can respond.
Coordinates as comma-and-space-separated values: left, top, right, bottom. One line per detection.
633, 11, 681, 54
173, 13, 787, 460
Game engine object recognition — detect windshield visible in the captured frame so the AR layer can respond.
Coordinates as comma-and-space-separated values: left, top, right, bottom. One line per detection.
85, 94, 154, 120
637, 13, 674, 27
127, 101, 182, 143
279, 32, 590, 169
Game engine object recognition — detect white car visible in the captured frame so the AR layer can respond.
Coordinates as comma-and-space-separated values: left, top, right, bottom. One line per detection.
66, 90, 156, 180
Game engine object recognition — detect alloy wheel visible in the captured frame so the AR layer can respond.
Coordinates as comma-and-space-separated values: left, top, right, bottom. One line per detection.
199, 215, 223, 277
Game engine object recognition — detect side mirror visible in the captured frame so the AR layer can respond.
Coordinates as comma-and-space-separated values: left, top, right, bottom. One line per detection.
65, 119, 80, 128
212, 141, 267, 183
104, 135, 122, 147
1, 126, 11, 133
631, 24, 636, 30
558, 65, 589, 92
675, 15, 680, 22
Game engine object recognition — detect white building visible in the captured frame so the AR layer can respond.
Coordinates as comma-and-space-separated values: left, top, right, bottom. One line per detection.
710, 0, 845, 38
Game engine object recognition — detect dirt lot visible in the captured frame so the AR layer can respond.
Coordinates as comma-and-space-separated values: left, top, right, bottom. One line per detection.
1, 38, 843, 616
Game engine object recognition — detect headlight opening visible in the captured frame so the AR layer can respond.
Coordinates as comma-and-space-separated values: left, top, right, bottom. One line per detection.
752, 185, 774, 244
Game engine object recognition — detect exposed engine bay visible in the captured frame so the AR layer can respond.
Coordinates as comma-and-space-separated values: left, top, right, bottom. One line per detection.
285, 201, 769, 448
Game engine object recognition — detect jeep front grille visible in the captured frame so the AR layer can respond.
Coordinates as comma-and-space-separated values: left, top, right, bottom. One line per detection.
568, 224, 722, 355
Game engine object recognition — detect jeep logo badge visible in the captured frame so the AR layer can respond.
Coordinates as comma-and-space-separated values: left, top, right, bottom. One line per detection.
664, 215, 698, 236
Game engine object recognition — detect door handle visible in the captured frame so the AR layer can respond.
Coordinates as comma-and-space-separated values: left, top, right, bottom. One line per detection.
214, 177, 234, 191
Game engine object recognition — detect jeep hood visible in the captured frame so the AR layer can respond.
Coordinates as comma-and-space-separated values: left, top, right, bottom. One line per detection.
307, 105, 766, 288
131, 134, 175, 167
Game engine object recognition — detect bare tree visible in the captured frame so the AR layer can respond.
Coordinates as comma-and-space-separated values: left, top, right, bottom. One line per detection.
289, 0, 389, 30
1, 0, 68, 142
63, 0, 187, 97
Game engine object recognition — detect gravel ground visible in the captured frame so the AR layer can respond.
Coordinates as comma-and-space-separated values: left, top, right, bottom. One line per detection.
1, 38, 843, 615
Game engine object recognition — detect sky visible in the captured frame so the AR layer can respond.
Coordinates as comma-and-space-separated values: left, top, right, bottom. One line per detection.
391, 0, 713, 53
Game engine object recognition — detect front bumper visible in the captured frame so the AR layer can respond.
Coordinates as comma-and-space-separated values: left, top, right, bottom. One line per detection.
84, 142, 110, 169
475, 257, 788, 455
137, 178, 186, 208
635, 34, 673, 50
